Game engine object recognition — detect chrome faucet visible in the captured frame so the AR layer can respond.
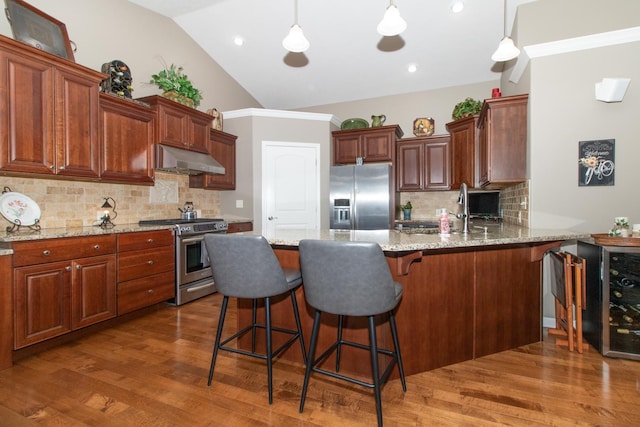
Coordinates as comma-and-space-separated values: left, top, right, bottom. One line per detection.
456, 182, 470, 233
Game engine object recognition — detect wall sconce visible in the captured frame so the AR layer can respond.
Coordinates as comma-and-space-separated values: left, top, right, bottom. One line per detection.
595, 78, 631, 103
98, 196, 117, 228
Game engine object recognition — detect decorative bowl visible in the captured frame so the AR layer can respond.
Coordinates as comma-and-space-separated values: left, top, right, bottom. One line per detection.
340, 118, 369, 130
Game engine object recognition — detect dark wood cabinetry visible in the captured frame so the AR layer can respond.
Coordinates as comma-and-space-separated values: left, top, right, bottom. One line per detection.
332, 125, 403, 165
136, 95, 213, 153
446, 115, 478, 189
227, 221, 253, 233
397, 135, 450, 191
0, 36, 105, 179
189, 128, 237, 190
12, 235, 117, 349
477, 94, 528, 187
99, 94, 155, 184
116, 230, 175, 315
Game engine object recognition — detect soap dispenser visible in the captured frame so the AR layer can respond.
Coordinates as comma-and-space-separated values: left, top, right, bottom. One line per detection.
438, 209, 450, 235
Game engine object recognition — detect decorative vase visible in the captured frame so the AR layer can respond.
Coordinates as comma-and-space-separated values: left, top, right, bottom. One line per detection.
403, 209, 411, 220
162, 90, 195, 108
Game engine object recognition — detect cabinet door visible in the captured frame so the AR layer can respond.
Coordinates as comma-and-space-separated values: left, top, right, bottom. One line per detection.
189, 129, 237, 190
478, 115, 490, 186
157, 103, 189, 149
71, 254, 116, 329
361, 129, 394, 162
189, 116, 210, 153
99, 94, 154, 184
54, 69, 100, 178
397, 142, 423, 191
14, 261, 71, 348
447, 115, 477, 189
0, 51, 55, 175
333, 134, 360, 165
424, 139, 450, 190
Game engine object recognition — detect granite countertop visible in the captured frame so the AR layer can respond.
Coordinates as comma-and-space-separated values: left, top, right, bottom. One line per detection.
239, 223, 591, 252
0, 223, 174, 244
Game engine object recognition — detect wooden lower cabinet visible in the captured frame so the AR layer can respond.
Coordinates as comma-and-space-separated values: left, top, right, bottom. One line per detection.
12, 235, 117, 349
227, 221, 253, 233
116, 230, 175, 315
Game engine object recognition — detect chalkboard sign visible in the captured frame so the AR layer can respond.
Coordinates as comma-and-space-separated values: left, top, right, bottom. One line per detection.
578, 139, 615, 186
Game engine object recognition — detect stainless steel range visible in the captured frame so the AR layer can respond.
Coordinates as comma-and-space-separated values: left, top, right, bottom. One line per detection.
139, 218, 228, 305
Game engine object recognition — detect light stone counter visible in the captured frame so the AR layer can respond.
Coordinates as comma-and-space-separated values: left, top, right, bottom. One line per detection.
239, 223, 590, 252
0, 223, 174, 244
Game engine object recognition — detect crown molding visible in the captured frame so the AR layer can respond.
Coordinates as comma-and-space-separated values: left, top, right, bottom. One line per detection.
510, 26, 640, 84
223, 108, 340, 126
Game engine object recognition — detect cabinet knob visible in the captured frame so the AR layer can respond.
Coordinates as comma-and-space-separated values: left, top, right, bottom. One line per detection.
43, 250, 50, 256
94, 244, 100, 250
59, 166, 65, 170
49, 165, 55, 170
76, 264, 82, 269
65, 266, 72, 271
147, 289, 154, 294
147, 239, 153, 243
147, 260, 154, 265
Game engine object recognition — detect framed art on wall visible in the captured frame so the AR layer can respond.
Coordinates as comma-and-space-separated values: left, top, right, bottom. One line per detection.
578, 139, 615, 186
4, 0, 75, 61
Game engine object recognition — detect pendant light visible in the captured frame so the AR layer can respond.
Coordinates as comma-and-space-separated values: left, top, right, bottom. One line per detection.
491, 0, 520, 62
377, 0, 407, 37
282, 0, 309, 53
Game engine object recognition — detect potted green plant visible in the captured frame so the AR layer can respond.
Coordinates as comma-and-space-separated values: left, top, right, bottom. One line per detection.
451, 97, 482, 120
400, 201, 412, 220
150, 64, 203, 108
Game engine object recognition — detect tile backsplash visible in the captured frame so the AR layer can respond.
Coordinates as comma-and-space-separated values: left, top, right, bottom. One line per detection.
398, 180, 530, 228
0, 172, 220, 229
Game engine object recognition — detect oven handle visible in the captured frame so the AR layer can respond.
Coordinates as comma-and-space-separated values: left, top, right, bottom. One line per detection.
186, 282, 215, 292
180, 236, 205, 244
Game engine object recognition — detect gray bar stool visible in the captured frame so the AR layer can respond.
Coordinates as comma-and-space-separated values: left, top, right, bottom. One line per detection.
298, 239, 406, 427
203, 234, 307, 404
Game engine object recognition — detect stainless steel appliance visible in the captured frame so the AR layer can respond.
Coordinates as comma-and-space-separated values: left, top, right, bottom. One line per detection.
330, 163, 394, 230
139, 218, 228, 305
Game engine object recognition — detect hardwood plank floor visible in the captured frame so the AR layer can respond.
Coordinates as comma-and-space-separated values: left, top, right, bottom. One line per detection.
1, 293, 639, 426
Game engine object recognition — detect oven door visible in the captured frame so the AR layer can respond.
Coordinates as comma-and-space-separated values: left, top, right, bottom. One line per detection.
178, 234, 212, 285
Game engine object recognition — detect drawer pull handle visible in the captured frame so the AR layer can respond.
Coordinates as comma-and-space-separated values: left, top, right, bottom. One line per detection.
147, 239, 154, 243
147, 289, 154, 294
94, 245, 100, 250
147, 260, 154, 265
43, 250, 50, 256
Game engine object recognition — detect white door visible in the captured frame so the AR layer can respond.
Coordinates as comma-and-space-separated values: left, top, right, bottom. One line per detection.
262, 141, 320, 235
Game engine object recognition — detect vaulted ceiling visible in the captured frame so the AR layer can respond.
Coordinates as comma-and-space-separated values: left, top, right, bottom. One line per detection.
128, 0, 535, 110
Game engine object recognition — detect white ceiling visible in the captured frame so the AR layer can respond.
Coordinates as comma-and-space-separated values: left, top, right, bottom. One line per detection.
128, 0, 535, 110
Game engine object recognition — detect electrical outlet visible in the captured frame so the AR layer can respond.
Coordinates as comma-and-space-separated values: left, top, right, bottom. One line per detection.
236, 200, 243, 208
518, 211, 522, 224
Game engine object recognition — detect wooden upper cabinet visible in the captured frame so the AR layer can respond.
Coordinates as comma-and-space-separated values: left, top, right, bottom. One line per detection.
136, 95, 213, 153
189, 128, 237, 190
332, 125, 403, 165
99, 93, 155, 184
0, 36, 105, 179
397, 135, 450, 191
446, 115, 478, 190
477, 94, 528, 188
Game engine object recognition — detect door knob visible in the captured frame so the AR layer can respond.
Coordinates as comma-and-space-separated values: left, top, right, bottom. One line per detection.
268, 216, 278, 221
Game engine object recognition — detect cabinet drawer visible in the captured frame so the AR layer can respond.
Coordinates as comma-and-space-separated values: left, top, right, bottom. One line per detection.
227, 222, 253, 233
12, 235, 116, 267
117, 230, 174, 252
118, 271, 175, 315
117, 246, 174, 282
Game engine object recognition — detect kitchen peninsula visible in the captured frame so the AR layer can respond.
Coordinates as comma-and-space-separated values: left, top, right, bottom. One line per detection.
237, 224, 590, 377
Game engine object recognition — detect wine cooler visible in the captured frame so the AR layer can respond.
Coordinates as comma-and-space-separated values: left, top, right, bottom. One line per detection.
578, 241, 640, 360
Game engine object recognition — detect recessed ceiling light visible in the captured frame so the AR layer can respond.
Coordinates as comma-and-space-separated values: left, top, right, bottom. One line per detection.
407, 63, 417, 73
233, 37, 244, 46
450, 0, 464, 13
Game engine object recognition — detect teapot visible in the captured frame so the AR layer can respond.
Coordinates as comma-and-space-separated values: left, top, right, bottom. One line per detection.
371, 114, 386, 127
178, 201, 197, 220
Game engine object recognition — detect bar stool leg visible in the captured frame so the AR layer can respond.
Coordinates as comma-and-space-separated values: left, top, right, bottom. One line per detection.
208, 295, 229, 386
389, 311, 407, 392
300, 310, 322, 413
368, 315, 383, 427
290, 291, 307, 364
251, 299, 258, 353
265, 297, 273, 404
336, 315, 344, 372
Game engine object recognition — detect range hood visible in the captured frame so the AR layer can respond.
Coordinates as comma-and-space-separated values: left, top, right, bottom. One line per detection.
154, 144, 225, 175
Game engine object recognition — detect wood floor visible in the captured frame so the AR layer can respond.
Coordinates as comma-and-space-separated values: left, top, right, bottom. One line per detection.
1, 293, 639, 426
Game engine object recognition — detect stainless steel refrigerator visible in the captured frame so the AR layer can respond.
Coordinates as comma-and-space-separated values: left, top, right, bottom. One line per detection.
330, 163, 394, 230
